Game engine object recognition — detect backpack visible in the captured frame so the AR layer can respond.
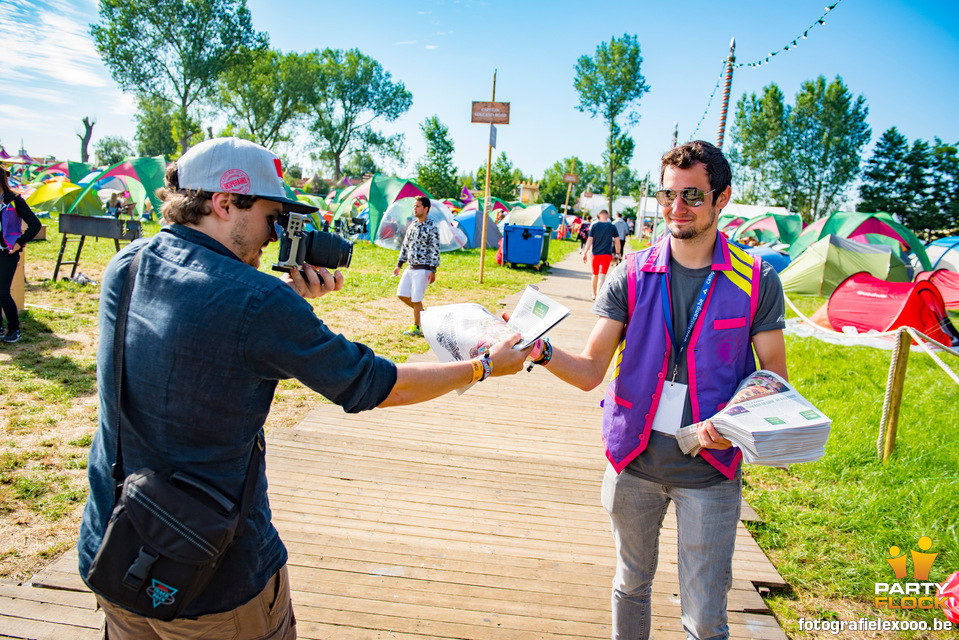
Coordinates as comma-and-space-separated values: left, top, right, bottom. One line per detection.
0, 196, 22, 249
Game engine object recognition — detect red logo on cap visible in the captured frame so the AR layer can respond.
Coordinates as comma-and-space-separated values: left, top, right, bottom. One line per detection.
220, 169, 251, 194
274, 158, 283, 178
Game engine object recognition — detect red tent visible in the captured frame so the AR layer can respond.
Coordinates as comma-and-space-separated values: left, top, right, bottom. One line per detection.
827, 272, 958, 346
916, 270, 959, 310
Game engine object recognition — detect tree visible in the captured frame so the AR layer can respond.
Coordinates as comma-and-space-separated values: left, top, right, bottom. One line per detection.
601, 124, 635, 200
216, 48, 317, 148
476, 152, 518, 201
728, 84, 788, 204
342, 151, 381, 179
91, 0, 267, 152
728, 75, 870, 221
415, 116, 458, 199
858, 127, 909, 215
574, 34, 650, 215
77, 117, 95, 163
785, 76, 871, 220
135, 98, 178, 159
929, 139, 959, 233
94, 136, 134, 166
306, 48, 412, 181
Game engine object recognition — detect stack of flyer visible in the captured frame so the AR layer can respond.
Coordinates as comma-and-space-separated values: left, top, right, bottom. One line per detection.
675, 370, 832, 467
421, 285, 570, 392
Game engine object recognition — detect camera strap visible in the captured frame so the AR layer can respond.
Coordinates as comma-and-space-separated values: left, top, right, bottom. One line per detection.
109, 246, 263, 538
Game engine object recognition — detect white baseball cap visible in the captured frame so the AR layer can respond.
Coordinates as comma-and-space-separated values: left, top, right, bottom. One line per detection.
177, 137, 317, 213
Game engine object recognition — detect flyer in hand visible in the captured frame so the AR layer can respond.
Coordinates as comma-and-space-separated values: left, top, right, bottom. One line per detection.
420, 286, 570, 392
675, 370, 832, 467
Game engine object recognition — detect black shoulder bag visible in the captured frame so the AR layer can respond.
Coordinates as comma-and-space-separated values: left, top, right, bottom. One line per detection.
86, 249, 265, 620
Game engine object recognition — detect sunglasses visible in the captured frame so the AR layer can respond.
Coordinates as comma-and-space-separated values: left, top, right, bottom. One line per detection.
655, 188, 716, 208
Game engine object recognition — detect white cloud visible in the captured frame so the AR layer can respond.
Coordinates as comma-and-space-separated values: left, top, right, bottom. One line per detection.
425, 45, 439, 50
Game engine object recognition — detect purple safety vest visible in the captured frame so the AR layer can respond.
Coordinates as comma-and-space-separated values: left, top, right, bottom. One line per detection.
1, 198, 22, 249
601, 232, 762, 479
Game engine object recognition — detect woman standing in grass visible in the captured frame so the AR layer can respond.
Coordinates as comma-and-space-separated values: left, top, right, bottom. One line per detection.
0, 168, 42, 344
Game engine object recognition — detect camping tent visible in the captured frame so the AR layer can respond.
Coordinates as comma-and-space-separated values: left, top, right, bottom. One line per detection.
25, 181, 103, 216
787, 211, 932, 271
500, 203, 562, 236
744, 244, 791, 273
374, 198, 467, 253
68, 157, 167, 217
330, 174, 433, 239
779, 234, 908, 296
916, 270, 959, 310
459, 197, 511, 218
826, 272, 958, 346
454, 208, 501, 249
730, 212, 803, 246
919, 237, 959, 271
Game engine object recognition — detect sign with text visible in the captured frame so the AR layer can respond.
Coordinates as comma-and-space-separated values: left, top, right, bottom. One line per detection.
563, 173, 579, 184
471, 101, 510, 124
489, 124, 497, 149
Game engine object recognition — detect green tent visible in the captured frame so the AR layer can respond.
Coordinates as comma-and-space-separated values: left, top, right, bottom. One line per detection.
66, 156, 167, 217
730, 212, 803, 246
779, 234, 908, 296
330, 174, 433, 238
787, 211, 931, 271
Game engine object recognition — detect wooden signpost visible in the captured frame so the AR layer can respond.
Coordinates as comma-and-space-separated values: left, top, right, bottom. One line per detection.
471, 72, 510, 283
561, 163, 579, 236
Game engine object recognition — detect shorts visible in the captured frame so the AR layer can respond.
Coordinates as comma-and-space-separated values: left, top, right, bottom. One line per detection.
397, 267, 432, 303
591, 254, 613, 275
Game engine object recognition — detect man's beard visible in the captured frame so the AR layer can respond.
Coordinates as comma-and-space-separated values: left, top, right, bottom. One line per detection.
668, 206, 718, 241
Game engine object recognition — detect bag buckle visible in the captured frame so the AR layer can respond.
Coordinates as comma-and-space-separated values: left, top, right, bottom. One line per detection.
122, 546, 159, 591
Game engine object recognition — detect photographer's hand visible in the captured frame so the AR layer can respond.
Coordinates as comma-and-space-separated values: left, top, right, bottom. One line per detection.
283, 265, 343, 299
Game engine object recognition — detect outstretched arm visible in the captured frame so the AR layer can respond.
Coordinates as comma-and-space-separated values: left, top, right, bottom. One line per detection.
537, 317, 624, 390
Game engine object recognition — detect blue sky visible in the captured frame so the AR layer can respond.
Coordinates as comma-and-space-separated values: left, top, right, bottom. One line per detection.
3, 0, 959, 199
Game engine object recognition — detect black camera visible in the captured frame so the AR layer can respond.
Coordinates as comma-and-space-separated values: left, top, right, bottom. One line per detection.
272, 212, 353, 273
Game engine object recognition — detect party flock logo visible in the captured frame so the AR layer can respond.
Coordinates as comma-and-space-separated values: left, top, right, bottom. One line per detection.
874, 536, 948, 610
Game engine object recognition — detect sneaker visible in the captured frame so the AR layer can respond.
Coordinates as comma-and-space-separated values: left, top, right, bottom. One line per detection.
2, 329, 21, 344
402, 325, 423, 337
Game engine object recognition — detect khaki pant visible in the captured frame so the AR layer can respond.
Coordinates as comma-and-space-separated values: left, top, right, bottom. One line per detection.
97, 565, 296, 640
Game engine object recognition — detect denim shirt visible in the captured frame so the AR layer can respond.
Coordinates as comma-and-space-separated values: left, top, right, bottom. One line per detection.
78, 224, 397, 616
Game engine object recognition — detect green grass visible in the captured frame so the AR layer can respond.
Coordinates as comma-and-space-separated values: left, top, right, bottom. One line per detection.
742, 292, 959, 636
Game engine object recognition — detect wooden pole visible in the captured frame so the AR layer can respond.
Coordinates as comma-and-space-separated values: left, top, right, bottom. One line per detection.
561, 158, 576, 236
479, 70, 496, 284
882, 328, 911, 463
716, 38, 736, 149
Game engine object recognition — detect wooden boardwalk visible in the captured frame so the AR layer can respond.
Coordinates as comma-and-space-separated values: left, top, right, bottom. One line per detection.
0, 251, 787, 639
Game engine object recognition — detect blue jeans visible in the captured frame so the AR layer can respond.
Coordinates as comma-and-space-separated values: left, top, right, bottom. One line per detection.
601, 464, 742, 640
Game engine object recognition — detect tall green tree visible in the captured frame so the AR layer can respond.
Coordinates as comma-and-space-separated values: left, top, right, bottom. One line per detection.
858, 127, 909, 215
728, 84, 788, 204
729, 75, 870, 221
307, 48, 412, 181
91, 0, 267, 152
415, 116, 458, 198
601, 124, 635, 201
94, 136, 134, 166
574, 34, 650, 215
134, 98, 178, 159
476, 152, 519, 201
342, 151, 382, 179
216, 48, 317, 148
929, 139, 959, 233
785, 76, 871, 220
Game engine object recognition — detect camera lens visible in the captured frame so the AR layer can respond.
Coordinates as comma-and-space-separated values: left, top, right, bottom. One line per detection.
302, 230, 353, 269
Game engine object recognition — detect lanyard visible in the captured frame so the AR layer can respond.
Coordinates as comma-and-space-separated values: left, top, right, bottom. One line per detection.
660, 270, 716, 383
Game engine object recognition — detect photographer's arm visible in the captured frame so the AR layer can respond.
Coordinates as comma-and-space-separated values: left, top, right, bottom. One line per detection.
379, 334, 532, 407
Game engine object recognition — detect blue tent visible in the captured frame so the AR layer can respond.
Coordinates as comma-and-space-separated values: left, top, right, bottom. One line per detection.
454, 208, 502, 249
500, 203, 562, 237
744, 244, 791, 273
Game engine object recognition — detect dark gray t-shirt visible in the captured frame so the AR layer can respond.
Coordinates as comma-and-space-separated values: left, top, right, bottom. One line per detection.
592, 252, 786, 487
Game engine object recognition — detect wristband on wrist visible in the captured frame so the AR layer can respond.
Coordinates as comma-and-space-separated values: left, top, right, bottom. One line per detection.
469, 358, 484, 383
527, 338, 552, 371
479, 350, 493, 381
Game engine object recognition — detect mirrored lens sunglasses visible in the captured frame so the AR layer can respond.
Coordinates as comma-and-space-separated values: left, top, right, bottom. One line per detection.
655, 188, 716, 208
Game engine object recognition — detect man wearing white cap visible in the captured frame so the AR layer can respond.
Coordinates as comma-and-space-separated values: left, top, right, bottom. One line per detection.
78, 137, 532, 639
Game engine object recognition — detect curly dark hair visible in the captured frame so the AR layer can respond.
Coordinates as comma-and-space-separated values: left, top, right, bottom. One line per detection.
660, 140, 732, 196
158, 163, 258, 225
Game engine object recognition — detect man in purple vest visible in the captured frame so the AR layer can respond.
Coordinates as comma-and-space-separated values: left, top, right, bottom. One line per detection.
526, 140, 787, 639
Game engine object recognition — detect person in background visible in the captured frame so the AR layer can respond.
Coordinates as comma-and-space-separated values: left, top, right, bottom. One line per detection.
392, 196, 440, 337
0, 168, 42, 344
577, 214, 592, 253
105, 193, 122, 218
526, 140, 787, 639
582, 209, 620, 301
